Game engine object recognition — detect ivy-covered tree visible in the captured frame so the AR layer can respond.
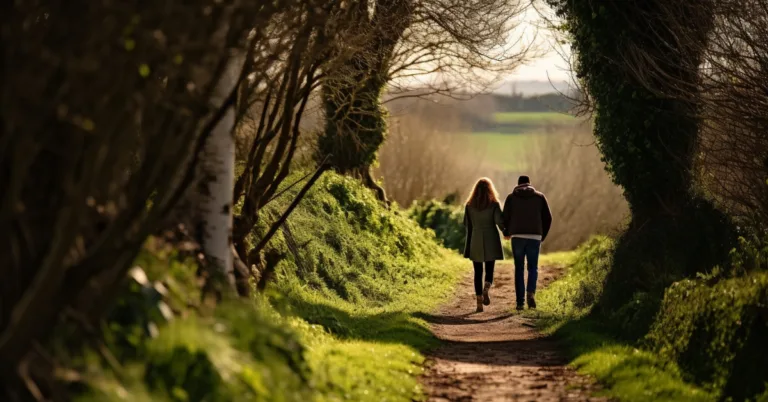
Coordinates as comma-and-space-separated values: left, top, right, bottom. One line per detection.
319, 0, 531, 202
549, 0, 735, 327
318, 0, 410, 202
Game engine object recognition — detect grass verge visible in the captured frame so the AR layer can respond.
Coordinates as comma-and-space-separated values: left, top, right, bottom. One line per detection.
531, 237, 715, 402
70, 172, 465, 401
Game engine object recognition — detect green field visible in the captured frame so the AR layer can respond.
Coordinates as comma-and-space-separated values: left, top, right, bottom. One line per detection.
460, 132, 537, 171
458, 112, 584, 172
493, 111, 578, 125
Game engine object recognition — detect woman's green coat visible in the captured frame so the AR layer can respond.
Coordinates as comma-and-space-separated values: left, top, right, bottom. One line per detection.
463, 203, 506, 262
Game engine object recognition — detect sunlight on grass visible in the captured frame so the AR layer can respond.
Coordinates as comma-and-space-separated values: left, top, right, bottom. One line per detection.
493, 112, 578, 125
458, 132, 535, 171
557, 320, 713, 402
77, 173, 466, 402
260, 172, 466, 401
540, 250, 578, 268
533, 237, 714, 402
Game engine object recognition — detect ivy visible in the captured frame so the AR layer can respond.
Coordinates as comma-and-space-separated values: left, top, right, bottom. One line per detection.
549, 0, 702, 216
549, 0, 736, 320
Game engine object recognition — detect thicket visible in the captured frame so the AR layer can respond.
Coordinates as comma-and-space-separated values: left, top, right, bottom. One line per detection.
61, 172, 465, 401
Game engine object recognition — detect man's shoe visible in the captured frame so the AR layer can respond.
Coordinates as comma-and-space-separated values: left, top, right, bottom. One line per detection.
516, 303, 524, 311
482, 282, 492, 306
476, 295, 484, 312
527, 293, 537, 309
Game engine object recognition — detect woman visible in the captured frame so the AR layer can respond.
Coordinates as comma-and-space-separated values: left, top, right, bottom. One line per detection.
463, 178, 506, 312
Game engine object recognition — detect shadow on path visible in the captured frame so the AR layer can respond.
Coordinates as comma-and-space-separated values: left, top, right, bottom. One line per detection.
414, 312, 515, 326
421, 262, 608, 401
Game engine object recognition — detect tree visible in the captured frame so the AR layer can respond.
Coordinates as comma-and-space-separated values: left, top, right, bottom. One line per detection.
318, 0, 532, 201
0, 1, 270, 397
548, 0, 735, 327
621, 0, 768, 229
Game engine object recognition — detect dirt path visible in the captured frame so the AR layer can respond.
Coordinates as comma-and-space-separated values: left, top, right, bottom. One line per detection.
421, 263, 606, 401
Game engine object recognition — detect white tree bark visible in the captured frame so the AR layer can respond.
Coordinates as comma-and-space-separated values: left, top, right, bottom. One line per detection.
198, 53, 244, 288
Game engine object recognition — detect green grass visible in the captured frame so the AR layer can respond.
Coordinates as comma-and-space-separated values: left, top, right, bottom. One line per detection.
74, 172, 466, 402
540, 250, 579, 268
459, 132, 536, 171
551, 318, 713, 402
260, 173, 466, 401
493, 111, 578, 125
530, 237, 715, 402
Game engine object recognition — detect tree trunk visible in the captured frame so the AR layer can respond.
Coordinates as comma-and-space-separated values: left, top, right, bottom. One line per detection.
318, 0, 412, 204
196, 54, 245, 290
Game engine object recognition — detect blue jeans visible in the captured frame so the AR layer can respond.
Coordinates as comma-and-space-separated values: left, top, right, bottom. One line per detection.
512, 238, 541, 304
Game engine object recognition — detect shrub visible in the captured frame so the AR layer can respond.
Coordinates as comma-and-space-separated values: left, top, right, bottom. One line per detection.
543, 235, 768, 401
408, 199, 465, 252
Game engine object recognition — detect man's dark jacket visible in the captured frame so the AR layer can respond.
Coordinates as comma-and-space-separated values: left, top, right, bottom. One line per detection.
501, 184, 552, 240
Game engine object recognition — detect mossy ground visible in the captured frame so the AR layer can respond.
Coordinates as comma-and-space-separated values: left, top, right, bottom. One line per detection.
73, 172, 465, 402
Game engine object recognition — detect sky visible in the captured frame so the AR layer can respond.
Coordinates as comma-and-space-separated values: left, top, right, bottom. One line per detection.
399, 3, 574, 94
502, 2, 572, 83
506, 49, 571, 82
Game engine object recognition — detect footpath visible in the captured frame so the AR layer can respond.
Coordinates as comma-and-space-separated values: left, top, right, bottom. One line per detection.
421, 263, 608, 401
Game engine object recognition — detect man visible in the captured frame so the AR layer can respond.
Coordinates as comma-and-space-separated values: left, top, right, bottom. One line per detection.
502, 175, 552, 310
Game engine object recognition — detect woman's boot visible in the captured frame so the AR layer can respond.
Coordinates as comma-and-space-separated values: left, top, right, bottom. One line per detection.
476, 295, 483, 312
482, 281, 492, 306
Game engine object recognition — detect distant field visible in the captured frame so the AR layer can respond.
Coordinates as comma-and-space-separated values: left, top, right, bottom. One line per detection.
493, 112, 578, 126
459, 132, 537, 171
457, 113, 586, 173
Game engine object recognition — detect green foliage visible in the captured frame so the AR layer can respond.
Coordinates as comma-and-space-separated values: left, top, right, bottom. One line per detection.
554, 318, 713, 402
145, 340, 224, 402
646, 238, 768, 400
536, 238, 714, 401
537, 236, 768, 401
537, 236, 614, 320
319, 79, 388, 173
77, 171, 465, 402
255, 173, 464, 307
408, 199, 465, 251
546, 0, 702, 212
601, 200, 737, 338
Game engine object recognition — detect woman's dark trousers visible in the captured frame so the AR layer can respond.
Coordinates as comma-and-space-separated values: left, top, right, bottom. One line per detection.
472, 261, 495, 296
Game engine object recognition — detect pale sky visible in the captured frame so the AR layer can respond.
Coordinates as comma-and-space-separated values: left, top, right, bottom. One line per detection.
506, 49, 572, 82
503, 2, 572, 82
397, 3, 574, 92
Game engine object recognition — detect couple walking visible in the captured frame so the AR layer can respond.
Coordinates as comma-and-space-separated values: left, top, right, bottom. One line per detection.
463, 175, 552, 312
